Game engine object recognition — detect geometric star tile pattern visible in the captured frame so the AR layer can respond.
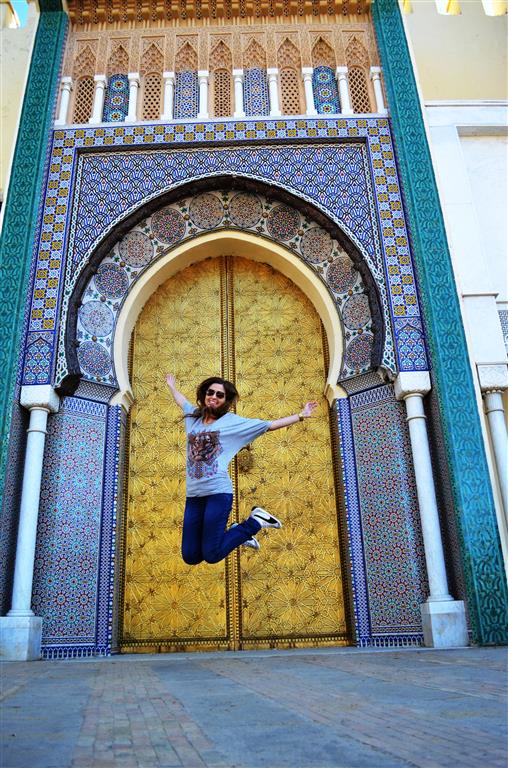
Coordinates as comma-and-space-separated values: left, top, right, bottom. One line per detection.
313, 67, 341, 115
32, 396, 107, 653
349, 384, 427, 639
103, 75, 129, 123
244, 68, 270, 116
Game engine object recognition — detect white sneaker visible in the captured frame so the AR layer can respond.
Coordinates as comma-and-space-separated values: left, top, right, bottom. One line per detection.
250, 506, 282, 529
231, 523, 261, 551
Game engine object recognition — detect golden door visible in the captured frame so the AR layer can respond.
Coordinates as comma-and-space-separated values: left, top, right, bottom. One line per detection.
121, 256, 348, 652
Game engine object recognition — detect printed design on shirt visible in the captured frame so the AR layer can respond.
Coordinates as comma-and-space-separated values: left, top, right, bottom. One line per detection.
187, 430, 223, 479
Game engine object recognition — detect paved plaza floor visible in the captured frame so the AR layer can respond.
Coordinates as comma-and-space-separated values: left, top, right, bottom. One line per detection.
1, 646, 507, 768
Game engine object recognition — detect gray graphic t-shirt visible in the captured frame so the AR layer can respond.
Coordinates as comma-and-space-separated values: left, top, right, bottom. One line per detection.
182, 400, 270, 497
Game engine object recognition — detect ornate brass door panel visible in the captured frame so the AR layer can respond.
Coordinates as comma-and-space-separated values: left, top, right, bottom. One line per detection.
121, 255, 348, 652
121, 259, 228, 652
232, 258, 347, 647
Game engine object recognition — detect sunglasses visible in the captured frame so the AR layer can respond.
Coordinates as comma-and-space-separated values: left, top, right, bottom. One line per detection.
206, 388, 226, 399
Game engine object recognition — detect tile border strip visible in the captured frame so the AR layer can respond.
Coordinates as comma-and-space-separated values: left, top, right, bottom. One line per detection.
0, 7, 68, 505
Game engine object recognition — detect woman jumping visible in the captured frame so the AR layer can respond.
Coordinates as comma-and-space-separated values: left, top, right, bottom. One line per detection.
166, 374, 318, 565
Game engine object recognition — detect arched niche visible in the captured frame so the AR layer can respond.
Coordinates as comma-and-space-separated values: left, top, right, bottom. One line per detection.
110, 230, 345, 408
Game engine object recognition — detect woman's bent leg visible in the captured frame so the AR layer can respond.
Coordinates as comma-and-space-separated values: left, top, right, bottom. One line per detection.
202, 494, 261, 563
181, 497, 206, 565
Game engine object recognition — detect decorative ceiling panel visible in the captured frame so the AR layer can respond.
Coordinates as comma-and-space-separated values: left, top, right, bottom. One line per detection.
67, 0, 371, 26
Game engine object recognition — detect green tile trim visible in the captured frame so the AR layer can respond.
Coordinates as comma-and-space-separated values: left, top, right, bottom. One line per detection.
40, 0, 65, 11
0, 9, 68, 505
372, 0, 508, 644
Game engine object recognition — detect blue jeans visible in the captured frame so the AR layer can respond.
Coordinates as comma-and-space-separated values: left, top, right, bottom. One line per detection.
181, 493, 262, 565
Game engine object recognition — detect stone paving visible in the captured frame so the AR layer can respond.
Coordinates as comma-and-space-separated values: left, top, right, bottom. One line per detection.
1, 647, 507, 768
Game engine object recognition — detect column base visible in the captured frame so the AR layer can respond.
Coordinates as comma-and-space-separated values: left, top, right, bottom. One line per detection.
0, 616, 42, 660
420, 600, 468, 648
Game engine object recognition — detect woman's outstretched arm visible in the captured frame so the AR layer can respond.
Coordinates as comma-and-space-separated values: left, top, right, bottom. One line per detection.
166, 374, 189, 410
268, 401, 319, 431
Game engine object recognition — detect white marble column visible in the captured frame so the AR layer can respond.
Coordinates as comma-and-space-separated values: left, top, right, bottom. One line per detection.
479, 361, 508, 519
267, 68, 281, 117
0, 386, 59, 660
197, 70, 209, 119
161, 71, 175, 121
124, 72, 140, 123
233, 69, 246, 118
55, 76, 73, 126
336, 66, 353, 116
370, 66, 387, 115
484, 390, 508, 514
394, 372, 468, 648
89, 74, 107, 124
301, 67, 317, 116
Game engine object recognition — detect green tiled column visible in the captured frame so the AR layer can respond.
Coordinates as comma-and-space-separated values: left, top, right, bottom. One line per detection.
0, 2, 67, 504
372, 0, 507, 644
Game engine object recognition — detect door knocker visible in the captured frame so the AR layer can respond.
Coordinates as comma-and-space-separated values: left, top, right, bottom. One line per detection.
237, 444, 254, 473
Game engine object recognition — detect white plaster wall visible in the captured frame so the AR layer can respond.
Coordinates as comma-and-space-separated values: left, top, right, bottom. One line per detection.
423, 104, 507, 348
459, 134, 508, 306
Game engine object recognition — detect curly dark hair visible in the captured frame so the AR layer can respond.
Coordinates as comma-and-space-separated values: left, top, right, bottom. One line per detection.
186, 377, 239, 421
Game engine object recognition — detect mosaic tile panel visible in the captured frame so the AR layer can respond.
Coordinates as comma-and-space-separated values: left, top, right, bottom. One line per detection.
244, 68, 270, 117
394, 317, 428, 370
23, 118, 428, 392
69, 143, 376, 275
340, 371, 385, 395
33, 396, 107, 654
174, 71, 198, 119
74, 380, 116, 402
95, 404, 122, 655
110, 407, 127, 654
336, 398, 371, 645
103, 75, 129, 123
348, 384, 427, 640
23, 333, 53, 385
312, 66, 340, 115
69, 190, 376, 386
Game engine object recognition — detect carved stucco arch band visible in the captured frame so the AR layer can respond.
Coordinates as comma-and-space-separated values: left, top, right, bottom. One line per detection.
111, 231, 345, 410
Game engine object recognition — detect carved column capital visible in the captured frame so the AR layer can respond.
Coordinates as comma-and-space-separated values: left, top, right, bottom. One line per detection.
477, 364, 508, 393
20, 385, 59, 414
394, 371, 431, 400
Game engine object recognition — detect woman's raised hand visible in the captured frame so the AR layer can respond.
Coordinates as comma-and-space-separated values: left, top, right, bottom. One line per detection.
301, 401, 319, 418
166, 374, 188, 408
